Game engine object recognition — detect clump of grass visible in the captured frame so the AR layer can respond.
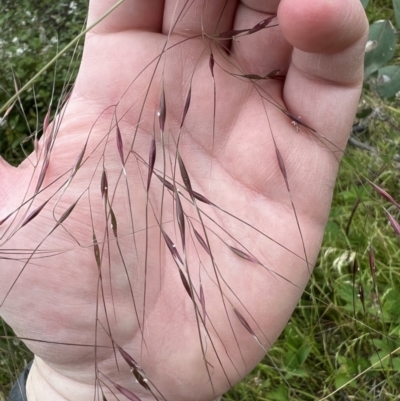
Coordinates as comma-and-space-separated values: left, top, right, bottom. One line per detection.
0, 1, 399, 400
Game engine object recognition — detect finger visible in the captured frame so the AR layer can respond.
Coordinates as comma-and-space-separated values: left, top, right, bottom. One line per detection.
87, 0, 165, 34
162, 0, 237, 37
230, 2, 292, 78
279, 0, 368, 150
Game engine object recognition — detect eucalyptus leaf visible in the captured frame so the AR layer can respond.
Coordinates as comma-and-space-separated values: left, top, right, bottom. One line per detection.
364, 20, 397, 78
374, 65, 400, 98
360, 0, 369, 9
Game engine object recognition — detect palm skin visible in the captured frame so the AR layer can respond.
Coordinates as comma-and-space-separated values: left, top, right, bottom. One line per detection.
0, 1, 368, 400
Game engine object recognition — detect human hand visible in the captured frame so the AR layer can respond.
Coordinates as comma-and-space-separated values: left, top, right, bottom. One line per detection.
0, 0, 368, 400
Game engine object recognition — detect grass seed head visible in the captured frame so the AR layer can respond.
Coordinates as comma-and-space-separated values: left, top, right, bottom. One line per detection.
385, 210, 400, 238
109, 205, 118, 238
101, 169, 108, 200
209, 52, 215, 78
57, 198, 79, 225
369, 181, 400, 209
158, 87, 166, 133
180, 87, 191, 128
178, 153, 193, 200
147, 138, 156, 192
193, 228, 211, 256
116, 123, 125, 167
175, 192, 185, 249
20, 200, 49, 228
35, 157, 50, 194
155, 172, 174, 192
192, 190, 214, 206
162, 230, 183, 266
233, 307, 256, 337
179, 268, 193, 300
229, 246, 259, 265
113, 381, 143, 401
247, 15, 276, 35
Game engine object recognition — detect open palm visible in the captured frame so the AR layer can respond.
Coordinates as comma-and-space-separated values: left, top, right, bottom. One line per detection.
0, 0, 367, 400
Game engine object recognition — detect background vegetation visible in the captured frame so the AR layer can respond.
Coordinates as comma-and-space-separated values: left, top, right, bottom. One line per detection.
0, 0, 399, 400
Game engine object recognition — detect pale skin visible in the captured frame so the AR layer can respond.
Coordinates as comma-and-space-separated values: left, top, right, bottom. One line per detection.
0, 0, 368, 400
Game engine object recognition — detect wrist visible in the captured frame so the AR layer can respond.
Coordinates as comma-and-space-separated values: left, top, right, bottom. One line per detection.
25, 358, 225, 401
26, 358, 95, 401
26, 357, 199, 401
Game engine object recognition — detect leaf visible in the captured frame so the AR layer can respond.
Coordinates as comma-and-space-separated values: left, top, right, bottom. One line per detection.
374, 65, 400, 98
266, 385, 289, 401
360, 0, 369, 9
334, 373, 355, 390
364, 20, 397, 78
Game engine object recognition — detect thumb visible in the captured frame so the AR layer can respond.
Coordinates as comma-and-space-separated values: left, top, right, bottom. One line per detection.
278, 0, 368, 55
278, 0, 368, 153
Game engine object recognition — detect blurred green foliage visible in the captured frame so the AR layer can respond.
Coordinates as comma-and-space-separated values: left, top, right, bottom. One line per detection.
0, 0, 87, 165
363, 0, 400, 98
